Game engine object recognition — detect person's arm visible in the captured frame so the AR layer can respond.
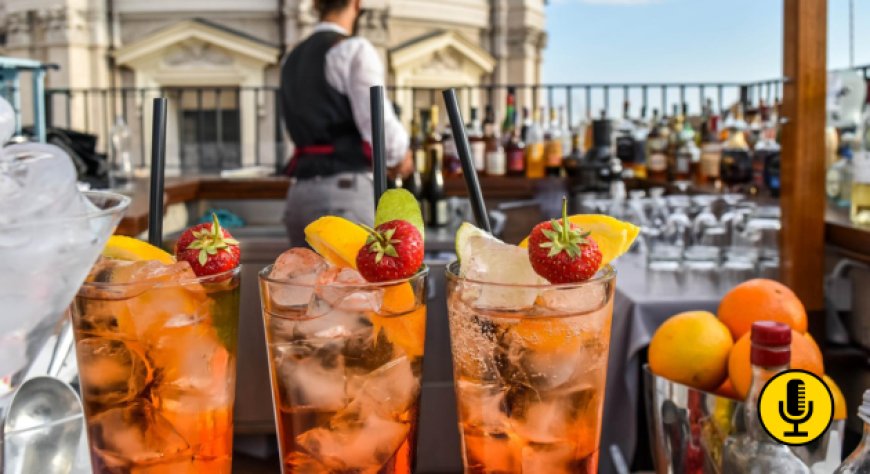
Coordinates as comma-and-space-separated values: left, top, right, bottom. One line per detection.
326, 38, 409, 168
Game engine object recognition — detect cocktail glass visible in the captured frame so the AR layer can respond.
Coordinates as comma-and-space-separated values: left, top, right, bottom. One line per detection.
259, 261, 428, 473
446, 261, 616, 473
0, 190, 129, 464
70, 260, 241, 473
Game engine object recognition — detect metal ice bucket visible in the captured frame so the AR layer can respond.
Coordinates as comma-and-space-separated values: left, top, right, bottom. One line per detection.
643, 365, 844, 473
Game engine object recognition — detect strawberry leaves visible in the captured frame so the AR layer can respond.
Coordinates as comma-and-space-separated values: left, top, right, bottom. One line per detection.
186, 214, 240, 266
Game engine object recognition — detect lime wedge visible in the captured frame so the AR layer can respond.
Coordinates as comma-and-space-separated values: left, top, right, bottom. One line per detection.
375, 189, 424, 240
455, 221, 495, 262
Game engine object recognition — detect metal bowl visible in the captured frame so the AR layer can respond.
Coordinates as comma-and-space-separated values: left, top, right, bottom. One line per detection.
643, 365, 844, 473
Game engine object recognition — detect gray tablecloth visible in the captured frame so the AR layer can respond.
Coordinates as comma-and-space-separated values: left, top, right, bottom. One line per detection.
599, 253, 726, 474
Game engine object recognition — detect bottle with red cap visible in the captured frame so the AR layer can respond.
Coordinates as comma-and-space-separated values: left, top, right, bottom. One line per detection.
721, 321, 811, 473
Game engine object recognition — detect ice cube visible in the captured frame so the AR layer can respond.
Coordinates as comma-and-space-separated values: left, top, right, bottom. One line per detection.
87, 401, 191, 467
150, 321, 231, 409
509, 387, 598, 445
347, 356, 419, 420
120, 262, 209, 337
273, 340, 346, 411
296, 413, 410, 471
462, 432, 522, 473
0, 144, 84, 226
296, 301, 372, 339
537, 284, 609, 314
455, 380, 510, 435
268, 248, 327, 307
342, 326, 395, 373
77, 337, 153, 410
521, 442, 580, 474
460, 236, 545, 310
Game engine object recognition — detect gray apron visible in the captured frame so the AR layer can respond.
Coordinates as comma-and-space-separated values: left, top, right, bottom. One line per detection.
283, 172, 375, 247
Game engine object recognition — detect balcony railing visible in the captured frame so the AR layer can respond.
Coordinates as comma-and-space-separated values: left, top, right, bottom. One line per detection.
21, 63, 866, 175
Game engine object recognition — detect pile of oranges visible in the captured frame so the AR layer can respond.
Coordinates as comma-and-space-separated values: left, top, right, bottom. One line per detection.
649, 279, 846, 417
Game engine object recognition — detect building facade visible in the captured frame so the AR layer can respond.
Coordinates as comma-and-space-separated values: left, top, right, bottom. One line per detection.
0, 0, 546, 172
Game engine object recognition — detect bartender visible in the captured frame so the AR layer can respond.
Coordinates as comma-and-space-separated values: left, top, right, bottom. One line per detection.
280, 0, 412, 246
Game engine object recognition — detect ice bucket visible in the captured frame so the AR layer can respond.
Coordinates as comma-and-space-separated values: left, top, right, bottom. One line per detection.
643, 365, 844, 473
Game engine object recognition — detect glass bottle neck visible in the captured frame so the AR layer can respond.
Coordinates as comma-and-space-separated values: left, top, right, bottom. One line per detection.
746, 363, 788, 440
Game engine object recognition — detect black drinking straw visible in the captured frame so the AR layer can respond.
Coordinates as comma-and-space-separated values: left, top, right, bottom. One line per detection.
370, 86, 387, 208
148, 97, 168, 247
441, 88, 491, 233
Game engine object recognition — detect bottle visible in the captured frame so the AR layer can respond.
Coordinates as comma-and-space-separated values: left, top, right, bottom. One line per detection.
442, 125, 462, 177
520, 106, 532, 143
544, 107, 563, 176
424, 105, 443, 177
506, 116, 526, 177
720, 105, 753, 192
615, 113, 637, 177
700, 109, 723, 186
645, 109, 669, 182
833, 389, 870, 473
468, 107, 486, 173
562, 130, 584, 177
754, 116, 781, 197
721, 321, 811, 473
502, 87, 517, 143
852, 103, 870, 225
559, 106, 572, 159
424, 148, 448, 228
411, 112, 427, 176
827, 134, 854, 208
109, 116, 134, 188
525, 108, 546, 179
631, 106, 649, 179
484, 106, 505, 176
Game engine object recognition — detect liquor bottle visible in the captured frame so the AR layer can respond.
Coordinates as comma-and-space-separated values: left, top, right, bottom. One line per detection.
520, 106, 532, 143
562, 129, 584, 177
411, 111, 428, 176
544, 107, 563, 176
424, 105, 443, 177
525, 108, 546, 179
505, 120, 525, 177
502, 87, 517, 143
468, 107, 486, 173
559, 106, 572, 159
852, 100, 870, 225
109, 116, 134, 188
645, 109, 669, 182
700, 104, 722, 186
424, 149, 448, 228
721, 322, 811, 473
754, 116, 781, 197
615, 111, 637, 178
442, 125, 462, 177
673, 111, 699, 183
484, 106, 506, 176
631, 106, 649, 179
720, 105, 753, 192
833, 389, 870, 473
827, 134, 854, 207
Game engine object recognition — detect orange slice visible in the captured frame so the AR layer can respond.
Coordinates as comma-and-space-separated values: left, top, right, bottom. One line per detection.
102, 235, 174, 263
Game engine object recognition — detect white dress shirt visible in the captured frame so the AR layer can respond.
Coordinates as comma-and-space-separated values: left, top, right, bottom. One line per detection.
312, 22, 408, 167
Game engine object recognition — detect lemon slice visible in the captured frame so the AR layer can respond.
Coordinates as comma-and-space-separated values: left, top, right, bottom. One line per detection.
519, 214, 639, 267
304, 216, 369, 268
454, 221, 498, 263
102, 235, 174, 263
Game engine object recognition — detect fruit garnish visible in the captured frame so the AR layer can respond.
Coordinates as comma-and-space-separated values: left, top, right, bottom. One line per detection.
375, 188, 424, 240
175, 213, 240, 277
304, 216, 369, 268
527, 197, 603, 283
519, 214, 639, 268
356, 220, 423, 282
102, 235, 175, 263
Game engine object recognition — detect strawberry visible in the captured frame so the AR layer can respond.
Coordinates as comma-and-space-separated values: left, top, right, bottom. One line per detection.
527, 197, 602, 283
175, 213, 241, 277
355, 220, 423, 282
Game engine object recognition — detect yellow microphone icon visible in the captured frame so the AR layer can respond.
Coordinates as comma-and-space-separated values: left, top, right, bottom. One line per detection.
758, 369, 833, 446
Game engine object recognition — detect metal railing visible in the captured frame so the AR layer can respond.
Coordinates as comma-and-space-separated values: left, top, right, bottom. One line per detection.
27, 63, 867, 174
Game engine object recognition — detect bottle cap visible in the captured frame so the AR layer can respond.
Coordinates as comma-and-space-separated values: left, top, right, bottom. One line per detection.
750, 321, 791, 367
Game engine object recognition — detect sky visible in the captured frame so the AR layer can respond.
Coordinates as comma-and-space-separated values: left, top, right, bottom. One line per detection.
542, 0, 870, 117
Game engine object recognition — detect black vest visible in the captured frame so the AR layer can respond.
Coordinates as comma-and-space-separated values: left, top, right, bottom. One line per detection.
280, 30, 371, 178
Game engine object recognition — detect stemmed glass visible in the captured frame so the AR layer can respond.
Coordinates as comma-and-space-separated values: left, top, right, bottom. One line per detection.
0, 191, 130, 469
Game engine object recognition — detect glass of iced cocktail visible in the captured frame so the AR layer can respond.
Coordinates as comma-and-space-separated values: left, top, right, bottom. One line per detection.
259, 189, 428, 473
446, 200, 637, 473
71, 216, 241, 473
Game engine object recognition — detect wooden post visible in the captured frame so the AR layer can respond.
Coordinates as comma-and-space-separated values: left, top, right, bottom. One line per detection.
780, 0, 827, 311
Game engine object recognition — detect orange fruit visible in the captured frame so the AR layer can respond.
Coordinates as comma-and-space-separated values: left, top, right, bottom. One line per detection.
728, 329, 824, 399
718, 279, 807, 340
823, 375, 847, 420
649, 311, 733, 391
714, 379, 740, 400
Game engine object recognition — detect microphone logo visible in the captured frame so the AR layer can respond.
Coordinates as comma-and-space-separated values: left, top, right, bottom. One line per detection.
757, 369, 835, 446
779, 379, 813, 437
